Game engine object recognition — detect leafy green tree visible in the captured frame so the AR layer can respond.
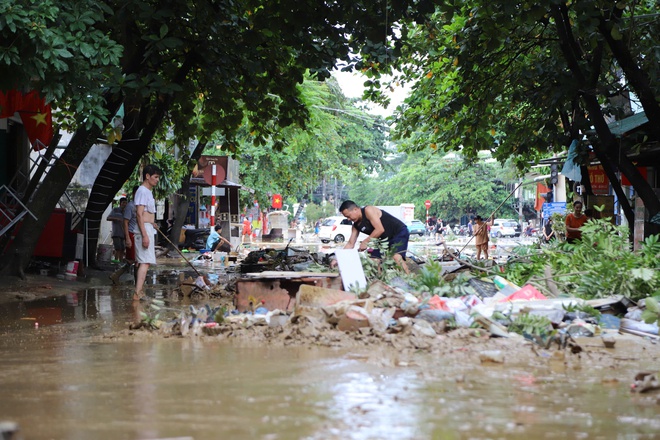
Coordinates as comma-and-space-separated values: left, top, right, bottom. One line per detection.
370, 0, 660, 232
347, 151, 517, 223
0, 0, 123, 126
1, 0, 436, 275
305, 202, 337, 224
235, 77, 389, 208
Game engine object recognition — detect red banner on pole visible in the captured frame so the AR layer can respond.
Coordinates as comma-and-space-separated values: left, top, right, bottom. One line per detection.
588, 165, 610, 195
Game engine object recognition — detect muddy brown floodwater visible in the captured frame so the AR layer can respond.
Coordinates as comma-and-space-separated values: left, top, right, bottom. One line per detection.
1, 286, 660, 439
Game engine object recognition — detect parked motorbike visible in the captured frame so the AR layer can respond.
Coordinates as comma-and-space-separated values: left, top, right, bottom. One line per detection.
453, 225, 469, 236
182, 228, 210, 250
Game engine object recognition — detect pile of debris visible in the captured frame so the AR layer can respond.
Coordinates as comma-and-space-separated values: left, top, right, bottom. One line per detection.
132, 254, 659, 356
125, 216, 660, 362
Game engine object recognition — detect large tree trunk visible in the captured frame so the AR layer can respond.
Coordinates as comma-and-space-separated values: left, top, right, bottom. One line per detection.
82, 53, 197, 266
599, 7, 660, 140
552, 4, 660, 228
582, 93, 660, 220
589, 145, 634, 231
83, 139, 150, 268
0, 38, 148, 278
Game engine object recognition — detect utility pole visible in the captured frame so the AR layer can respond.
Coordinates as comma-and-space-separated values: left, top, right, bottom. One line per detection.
518, 177, 524, 227
321, 177, 326, 205
333, 177, 338, 211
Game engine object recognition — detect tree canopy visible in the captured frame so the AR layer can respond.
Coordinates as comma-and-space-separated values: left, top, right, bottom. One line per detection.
371, 0, 660, 224
0, 0, 436, 275
229, 76, 389, 207
347, 151, 519, 223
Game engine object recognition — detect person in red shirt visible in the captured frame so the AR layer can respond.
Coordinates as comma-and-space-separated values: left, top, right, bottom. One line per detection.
565, 200, 588, 243
241, 216, 252, 244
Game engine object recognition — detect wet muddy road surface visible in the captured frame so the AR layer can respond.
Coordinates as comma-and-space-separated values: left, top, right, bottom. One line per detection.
1, 268, 659, 439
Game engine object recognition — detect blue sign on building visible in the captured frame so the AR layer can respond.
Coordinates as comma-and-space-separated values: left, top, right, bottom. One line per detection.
185, 185, 197, 225
542, 202, 568, 219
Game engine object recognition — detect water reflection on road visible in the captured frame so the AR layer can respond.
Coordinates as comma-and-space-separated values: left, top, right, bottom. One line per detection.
1, 288, 659, 439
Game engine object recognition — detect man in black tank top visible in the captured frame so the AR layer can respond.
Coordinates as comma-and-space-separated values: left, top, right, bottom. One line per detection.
338, 200, 410, 274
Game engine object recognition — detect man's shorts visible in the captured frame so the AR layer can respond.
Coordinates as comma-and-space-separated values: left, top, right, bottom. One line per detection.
112, 236, 125, 251
134, 224, 157, 265
370, 228, 410, 260
475, 243, 488, 252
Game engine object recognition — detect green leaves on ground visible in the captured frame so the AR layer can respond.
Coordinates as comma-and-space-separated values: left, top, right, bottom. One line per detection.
508, 313, 554, 338
641, 297, 660, 325
501, 218, 660, 302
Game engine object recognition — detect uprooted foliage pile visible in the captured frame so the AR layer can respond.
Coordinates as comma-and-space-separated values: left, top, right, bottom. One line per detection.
128, 217, 660, 356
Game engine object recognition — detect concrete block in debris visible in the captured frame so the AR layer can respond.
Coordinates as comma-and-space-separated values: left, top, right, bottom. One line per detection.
337, 306, 370, 332
296, 284, 356, 308
601, 334, 616, 348
293, 304, 328, 322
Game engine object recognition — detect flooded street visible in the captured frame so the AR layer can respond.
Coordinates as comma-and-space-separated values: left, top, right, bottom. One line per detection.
1, 284, 659, 439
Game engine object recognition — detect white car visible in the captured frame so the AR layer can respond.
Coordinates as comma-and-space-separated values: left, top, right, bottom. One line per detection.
318, 216, 354, 243
490, 219, 518, 238
318, 216, 368, 244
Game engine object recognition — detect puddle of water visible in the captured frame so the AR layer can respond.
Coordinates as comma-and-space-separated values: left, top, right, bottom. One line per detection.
1, 275, 659, 439
0, 288, 136, 333
1, 322, 659, 439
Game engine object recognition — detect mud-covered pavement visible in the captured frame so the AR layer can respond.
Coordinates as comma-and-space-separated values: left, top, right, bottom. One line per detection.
1, 255, 659, 440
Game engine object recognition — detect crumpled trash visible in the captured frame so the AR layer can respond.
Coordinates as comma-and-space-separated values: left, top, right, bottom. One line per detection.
528, 308, 565, 325
368, 307, 396, 333
412, 319, 437, 338
492, 275, 521, 296
500, 284, 547, 302
401, 292, 420, 316
455, 310, 474, 327
631, 372, 660, 393
625, 308, 643, 321
565, 321, 599, 337
195, 276, 210, 291
620, 318, 659, 335
417, 309, 454, 323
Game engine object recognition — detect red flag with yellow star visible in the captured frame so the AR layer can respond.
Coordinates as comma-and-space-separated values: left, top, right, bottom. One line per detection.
16, 91, 53, 151
272, 194, 283, 209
